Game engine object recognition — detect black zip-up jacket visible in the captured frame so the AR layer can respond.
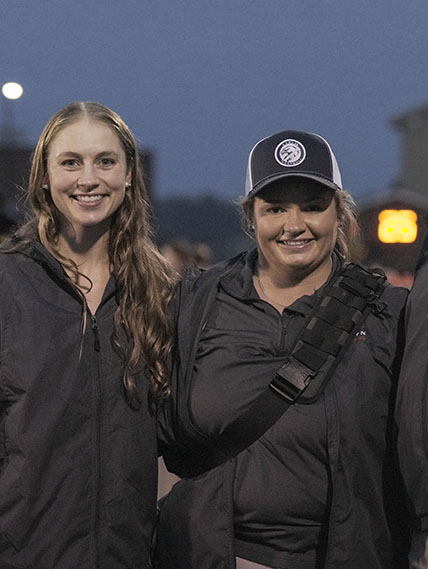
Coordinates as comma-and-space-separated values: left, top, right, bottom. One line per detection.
158, 250, 409, 569
396, 249, 428, 531
0, 241, 157, 568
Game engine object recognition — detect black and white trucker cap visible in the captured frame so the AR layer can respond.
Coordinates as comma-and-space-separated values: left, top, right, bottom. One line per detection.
245, 130, 343, 197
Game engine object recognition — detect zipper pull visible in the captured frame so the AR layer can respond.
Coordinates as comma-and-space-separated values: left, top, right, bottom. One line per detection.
91, 315, 101, 352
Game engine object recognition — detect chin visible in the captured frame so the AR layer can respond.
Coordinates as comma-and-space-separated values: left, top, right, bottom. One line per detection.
279, 256, 319, 273
279, 255, 313, 268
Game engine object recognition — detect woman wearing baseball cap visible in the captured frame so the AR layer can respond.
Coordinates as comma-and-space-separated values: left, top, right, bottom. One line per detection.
156, 130, 409, 569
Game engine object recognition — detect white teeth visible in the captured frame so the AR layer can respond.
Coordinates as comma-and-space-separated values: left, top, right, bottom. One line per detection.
279, 240, 310, 246
75, 195, 103, 202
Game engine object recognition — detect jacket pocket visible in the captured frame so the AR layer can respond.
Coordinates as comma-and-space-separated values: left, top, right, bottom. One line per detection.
154, 463, 235, 569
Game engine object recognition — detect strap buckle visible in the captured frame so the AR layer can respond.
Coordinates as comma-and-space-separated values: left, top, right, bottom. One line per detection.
270, 360, 314, 403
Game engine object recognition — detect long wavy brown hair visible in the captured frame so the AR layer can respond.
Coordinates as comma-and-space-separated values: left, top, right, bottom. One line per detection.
11, 101, 177, 402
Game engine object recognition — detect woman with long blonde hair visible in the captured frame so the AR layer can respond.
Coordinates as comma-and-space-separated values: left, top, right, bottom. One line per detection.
0, 101, 176, 567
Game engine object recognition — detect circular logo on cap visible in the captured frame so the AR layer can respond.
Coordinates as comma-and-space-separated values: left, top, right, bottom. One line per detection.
274, 139, 306, 167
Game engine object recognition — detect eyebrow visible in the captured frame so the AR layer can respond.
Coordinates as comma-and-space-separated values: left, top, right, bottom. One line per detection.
55, 151, 120, 160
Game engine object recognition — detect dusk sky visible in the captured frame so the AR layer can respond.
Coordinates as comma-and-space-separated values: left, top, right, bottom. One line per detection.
2, 1, 428, 203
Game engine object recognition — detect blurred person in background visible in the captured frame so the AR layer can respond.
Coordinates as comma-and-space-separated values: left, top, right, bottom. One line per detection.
396, 227, 428, 568
156, 130, 409, 569
160, 237, 197, 271
161, 237, 214, 272
193, 240, 214, 268
0, 101, 176, 567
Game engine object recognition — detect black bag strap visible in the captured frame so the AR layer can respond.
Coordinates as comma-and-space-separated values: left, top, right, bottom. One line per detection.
174, 263, 387, 478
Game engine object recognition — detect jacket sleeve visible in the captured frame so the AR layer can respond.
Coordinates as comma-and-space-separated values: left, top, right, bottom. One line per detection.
157, 268, 198, 457
157, 265, 205, 474
396, 260, 428, 531
408, 531, 428, 568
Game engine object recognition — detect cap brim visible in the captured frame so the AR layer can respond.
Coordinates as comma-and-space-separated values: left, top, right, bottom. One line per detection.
247, 172, 341, 198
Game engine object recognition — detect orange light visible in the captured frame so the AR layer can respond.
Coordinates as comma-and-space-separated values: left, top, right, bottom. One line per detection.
378, 209, 418, 243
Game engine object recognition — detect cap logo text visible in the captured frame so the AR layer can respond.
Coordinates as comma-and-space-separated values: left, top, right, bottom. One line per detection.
275, 139, 306, 167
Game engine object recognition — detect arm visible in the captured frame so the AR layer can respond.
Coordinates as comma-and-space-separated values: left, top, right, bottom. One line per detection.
409, 531, 428, 569
396, 262, 428, 548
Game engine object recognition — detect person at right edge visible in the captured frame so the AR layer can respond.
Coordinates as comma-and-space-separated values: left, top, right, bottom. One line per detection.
396, 220, 428, 568
156, 130, 410, 569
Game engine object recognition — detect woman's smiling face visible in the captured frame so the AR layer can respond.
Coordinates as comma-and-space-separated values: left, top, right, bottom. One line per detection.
45, 118, 131, 236
252, 178, 339, 277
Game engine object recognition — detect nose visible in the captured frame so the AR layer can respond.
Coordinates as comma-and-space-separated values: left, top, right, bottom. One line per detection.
77, 163, 99, 190
282, 206, 306, 235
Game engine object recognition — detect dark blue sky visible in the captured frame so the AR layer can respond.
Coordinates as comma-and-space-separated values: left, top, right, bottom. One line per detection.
2, 1, 428, 202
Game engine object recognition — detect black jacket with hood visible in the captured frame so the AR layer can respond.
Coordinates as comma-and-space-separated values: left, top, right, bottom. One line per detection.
0, 240, 157, 569
157, 250, 409, 569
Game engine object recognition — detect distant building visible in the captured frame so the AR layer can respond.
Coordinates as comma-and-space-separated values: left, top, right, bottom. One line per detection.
358, 103, 428, 277
0, 145, 32, 222
391, 103, 428, 196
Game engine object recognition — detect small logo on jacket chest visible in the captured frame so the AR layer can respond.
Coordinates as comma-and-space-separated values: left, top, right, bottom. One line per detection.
354, 327, 367, 341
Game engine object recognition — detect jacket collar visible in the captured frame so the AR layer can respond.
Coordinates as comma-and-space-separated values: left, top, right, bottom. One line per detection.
5, 236, 117, 306
219, 248, 343, 315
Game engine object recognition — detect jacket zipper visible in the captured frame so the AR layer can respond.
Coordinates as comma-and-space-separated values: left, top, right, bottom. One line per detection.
91, 314, 101, 352
90, 313, 102, 567
279, 320, 287, 353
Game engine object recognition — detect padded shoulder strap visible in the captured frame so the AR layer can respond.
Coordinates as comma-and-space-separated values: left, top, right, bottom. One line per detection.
272, 263, 386, 403
170, 263, 387, 478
